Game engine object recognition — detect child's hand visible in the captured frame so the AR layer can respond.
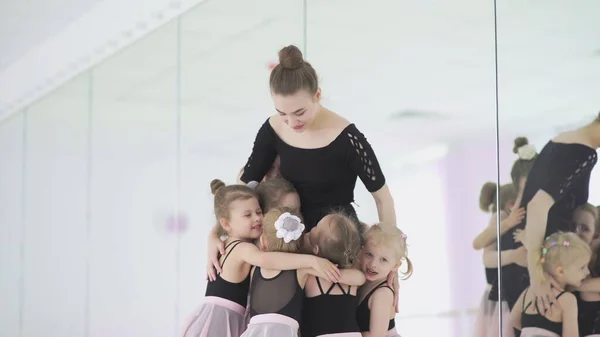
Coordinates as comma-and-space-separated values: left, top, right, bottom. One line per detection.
513, 229, 526, 244
507, 208, 526, 228
387, 271, 400, 313
206, 236, 225, 282
312, 257, 341, 283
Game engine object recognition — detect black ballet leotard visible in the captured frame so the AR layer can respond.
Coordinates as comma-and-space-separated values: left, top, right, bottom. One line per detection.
248, 267, 304, 323
575, 291, 600, 336
301, 278, 360, 337
204, 240, 251, 307
241, 118, 386, 230
520, 288, 567, 335
356, 281, 395, 333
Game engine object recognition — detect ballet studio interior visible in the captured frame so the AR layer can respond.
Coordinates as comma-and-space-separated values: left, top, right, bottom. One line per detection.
0, 1, 598, 337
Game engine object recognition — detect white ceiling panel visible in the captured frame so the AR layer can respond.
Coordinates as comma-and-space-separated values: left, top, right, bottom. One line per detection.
1, 0, 598, 155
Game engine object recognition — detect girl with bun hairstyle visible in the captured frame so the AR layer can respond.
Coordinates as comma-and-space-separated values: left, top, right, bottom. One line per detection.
183, 180, 340, 337
474, 182, 525, 337
500, 115, 600, 334
472, 137, 534, 251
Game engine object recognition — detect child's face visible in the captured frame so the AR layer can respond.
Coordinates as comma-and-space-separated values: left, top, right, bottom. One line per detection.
359, 240, 399, 282
574, 209, 596, 245
558, 255, 591, 287
222, 198, 263, 240
280, 192, 301, 215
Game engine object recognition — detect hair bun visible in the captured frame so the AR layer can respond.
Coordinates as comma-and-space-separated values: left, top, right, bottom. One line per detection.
513, 137, 529, 154
278, 45, 304, 70
210, 179, 226, 195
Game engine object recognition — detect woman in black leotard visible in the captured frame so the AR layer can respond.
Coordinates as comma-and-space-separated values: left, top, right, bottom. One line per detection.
504, 114, 600, 318
237, 45, 396, 232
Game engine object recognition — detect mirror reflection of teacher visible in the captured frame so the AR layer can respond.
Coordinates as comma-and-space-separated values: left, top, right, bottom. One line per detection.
238, 45, 396, 232
517, 115, 600, 315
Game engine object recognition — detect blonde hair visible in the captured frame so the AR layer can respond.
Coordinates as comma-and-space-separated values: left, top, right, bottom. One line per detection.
316, 213, 362, 269
479, 182, 517, 213
261, 207, 303, 253
210, 179, 259, 236
536, 232, 591, 282
364, 224, 413, 280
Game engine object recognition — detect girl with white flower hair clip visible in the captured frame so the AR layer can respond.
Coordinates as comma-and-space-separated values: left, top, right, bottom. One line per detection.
242, 208, 363, 337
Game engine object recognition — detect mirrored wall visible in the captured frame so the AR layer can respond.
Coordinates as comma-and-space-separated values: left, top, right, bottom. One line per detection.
2, 1, 598, 337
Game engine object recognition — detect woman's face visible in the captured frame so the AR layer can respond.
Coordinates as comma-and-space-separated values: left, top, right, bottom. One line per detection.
272, 90, 321, 133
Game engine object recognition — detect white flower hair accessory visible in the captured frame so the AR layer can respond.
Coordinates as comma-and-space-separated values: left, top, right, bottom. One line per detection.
274, 212, 305, 243
517, 144, 537, 160
247, 181, 260, 190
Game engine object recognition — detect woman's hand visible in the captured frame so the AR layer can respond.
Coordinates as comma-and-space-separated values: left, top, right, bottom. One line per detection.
513, 229, 526, 244
530, 272, 563, 316
387, 270, 400, 313
206, 236, 225, 282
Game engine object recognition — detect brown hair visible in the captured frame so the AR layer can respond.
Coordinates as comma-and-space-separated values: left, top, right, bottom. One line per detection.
255, 178, 298, 213
510, 137, 537, 191
269, 45, 319, 96
577, 203, 599, 222
262, 207, 303, 253
211, 179, 259, 236
364, 224, 413, 280
315, 213, 362, 269
535, 232, 591, 282
479, 182, 517, 213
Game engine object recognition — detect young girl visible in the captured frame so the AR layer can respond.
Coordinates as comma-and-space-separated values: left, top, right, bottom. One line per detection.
182, 180, 340, 337
242, 208, 357, 337
356, 224, 413, 337
475, 182, 524, 337
301, 212, 365, 337
206, 178, 302, 282
574, 203, 600, 247
510, 232, 591, 337
254, 178, 300, 214
568, 203, 600, 337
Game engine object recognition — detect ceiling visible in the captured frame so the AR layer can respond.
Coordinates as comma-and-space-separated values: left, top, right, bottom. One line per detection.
2, 0, 599, 159
0, 0, 105, 71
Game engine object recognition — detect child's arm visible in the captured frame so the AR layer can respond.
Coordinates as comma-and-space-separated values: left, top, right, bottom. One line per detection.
368, 287, 395, 337
510, 290, 525, 331
303, 268, 366, 286
206, 224, 225, 281
236, 242, 341, 282
559, 292, 579, 337
473, 209, 525, 250
340, 269, 366, 286
482, 245, 514, 268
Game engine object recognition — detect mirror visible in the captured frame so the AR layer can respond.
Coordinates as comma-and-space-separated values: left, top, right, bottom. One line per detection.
496, 2, 600, 337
